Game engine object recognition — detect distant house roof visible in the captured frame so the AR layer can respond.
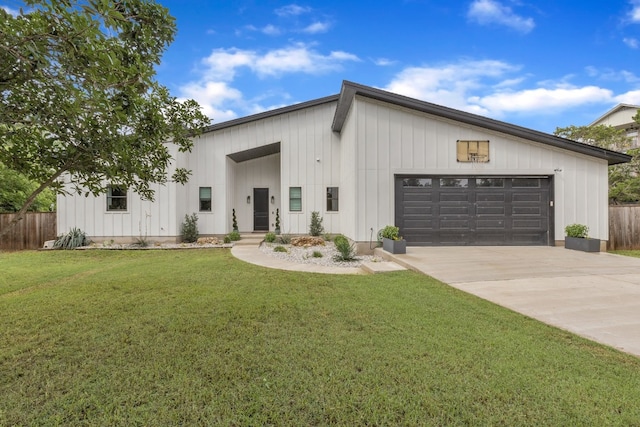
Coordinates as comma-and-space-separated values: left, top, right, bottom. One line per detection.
203, 80, 631, 166
589, 103, 640, 127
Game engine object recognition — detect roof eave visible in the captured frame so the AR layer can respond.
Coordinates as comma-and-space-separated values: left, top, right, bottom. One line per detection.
203, 94, 339, 133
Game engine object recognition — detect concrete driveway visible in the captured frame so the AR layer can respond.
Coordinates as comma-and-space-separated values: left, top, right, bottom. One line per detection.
385, 246, 640, 357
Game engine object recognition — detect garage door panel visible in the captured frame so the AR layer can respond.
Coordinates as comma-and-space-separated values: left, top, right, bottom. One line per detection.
396, 176, 550, 246
513, 193, 542, 202
477, 206, 505, 215
476, 219, 506, 229
513, 219, 544, 229
476, 193, 506, 202
440, 206, 470, 215
403, 192, 432, 202
440, 193, 470, 202
440, 219, 470, 229
512, 206, 542, 215
405, 206, 432, 215
404, 219, 434, 228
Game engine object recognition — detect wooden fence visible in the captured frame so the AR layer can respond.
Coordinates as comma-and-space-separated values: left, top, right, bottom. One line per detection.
0, 212, 57, 251
608, 205, 640, 250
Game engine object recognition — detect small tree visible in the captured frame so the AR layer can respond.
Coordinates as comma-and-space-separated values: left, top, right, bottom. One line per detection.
309, 211, 324, 236
181, 213, 199, 243
232, 209, 238, 231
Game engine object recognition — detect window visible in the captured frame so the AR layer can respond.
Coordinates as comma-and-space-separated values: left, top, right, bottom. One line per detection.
289, 187, 302, 212
326, 187, 339, 211
440, 178, 468, 188
457, 140, 490, 162
402, 178, 432, 187
199, 187, 212, 212
477, 178, 504, 187
107, 185, 127, 211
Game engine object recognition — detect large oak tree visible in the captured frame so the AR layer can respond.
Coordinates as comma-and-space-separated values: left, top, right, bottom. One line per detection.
0, 0, 210, 237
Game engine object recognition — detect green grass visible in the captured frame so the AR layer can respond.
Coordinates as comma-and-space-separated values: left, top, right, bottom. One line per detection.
2, 249, 640, 425
610, 249, 640, 258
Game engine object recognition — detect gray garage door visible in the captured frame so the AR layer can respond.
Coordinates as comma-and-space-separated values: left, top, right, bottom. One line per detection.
395, 176, 551, 246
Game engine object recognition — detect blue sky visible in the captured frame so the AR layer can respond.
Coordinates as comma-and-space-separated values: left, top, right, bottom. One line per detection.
3, 1, 640, 133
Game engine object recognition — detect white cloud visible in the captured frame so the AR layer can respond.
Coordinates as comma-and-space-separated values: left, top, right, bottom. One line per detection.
200, 44, 359, 80
302, 21, 331, 34
467, 0, 535, 33
383, 59, 626, 118
178, 81, 243, 122
630, 0, 640, 22
181, 44, 359, 123
473, 86, 614, 115
624, 37, 639, 48
275, 4, 311, 17
615, 89, 640, 104
373, 58, 396, 66
261, 24, 281, 36
1, 5, 19, 16
384, 60, 520, 112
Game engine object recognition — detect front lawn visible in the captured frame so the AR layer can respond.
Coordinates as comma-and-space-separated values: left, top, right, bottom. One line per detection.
1, 249, 639, 425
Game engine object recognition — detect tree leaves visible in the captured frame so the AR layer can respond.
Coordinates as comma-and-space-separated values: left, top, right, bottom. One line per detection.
554, 121, 640, 204
0, 0, 209, 235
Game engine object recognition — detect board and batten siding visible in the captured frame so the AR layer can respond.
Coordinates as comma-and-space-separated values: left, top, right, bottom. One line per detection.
56, 144, 182, 242
192, 100, 342, 235
349, 96, 609, 243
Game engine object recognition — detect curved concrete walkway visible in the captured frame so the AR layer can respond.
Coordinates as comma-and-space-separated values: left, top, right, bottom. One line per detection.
231, 245, 365, 275
380, 246, 640, 358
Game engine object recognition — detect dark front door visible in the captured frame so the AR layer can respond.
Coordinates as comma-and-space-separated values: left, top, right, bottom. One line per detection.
253, 188, 269, 231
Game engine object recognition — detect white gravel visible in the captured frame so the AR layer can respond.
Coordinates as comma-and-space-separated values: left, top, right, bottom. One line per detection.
259, 241, 381, 268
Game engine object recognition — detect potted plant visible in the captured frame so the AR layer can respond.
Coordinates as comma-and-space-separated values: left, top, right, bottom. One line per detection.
275, 208, 281, 235
380, 225, 406, 254
564, 223, 600, 252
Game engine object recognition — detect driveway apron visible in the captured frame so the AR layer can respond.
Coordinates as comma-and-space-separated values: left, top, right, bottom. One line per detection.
390, 246, 640, 357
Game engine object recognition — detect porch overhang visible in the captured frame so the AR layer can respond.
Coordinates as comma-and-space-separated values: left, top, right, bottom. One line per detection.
227, 142, 281, 163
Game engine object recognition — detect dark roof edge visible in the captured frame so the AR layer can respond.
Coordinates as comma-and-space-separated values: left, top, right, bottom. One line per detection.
203, 94, 339, 133
332, 80, 631, 166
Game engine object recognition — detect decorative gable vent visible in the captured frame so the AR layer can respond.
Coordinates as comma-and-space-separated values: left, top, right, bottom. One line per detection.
457, 140, 489, 163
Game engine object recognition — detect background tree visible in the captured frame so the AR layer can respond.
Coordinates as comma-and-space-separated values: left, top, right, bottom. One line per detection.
554, 121, 640, 204
0, 0, 210, 237
0, 162, 56, 213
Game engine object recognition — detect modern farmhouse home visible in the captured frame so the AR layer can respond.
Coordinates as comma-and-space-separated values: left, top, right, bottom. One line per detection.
57, 81, 630, 249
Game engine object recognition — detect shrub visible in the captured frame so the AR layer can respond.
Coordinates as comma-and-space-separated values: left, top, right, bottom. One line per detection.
312, 250, 323, 258
565, 223, 589, 238
309, 211, 324, 236
228, 230, 241, 241
273, 245, 288, 253
278, 234, 292, 244
265, 232, 276, 243
134, 237, 150, 247
232, 209, 238, 231
333, 234, 348, 247
54, 227, 89, 249
275, 208, 280, 233
334, 235, 356, 261
223, 235, 231, 244
380, 225, 400, 240
181, 213, 199, 243
323, 233, 332, 241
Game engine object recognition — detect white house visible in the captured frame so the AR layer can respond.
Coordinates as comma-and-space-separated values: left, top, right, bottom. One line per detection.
590, 103, 640, 149
57, 81, 630, 250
